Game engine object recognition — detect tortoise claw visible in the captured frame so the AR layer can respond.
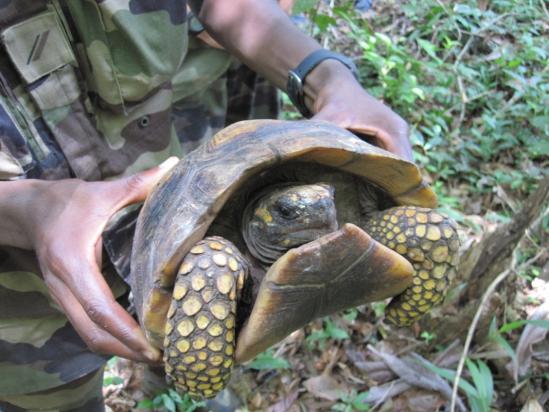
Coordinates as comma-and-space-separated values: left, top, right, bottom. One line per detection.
235, 223, 413, 363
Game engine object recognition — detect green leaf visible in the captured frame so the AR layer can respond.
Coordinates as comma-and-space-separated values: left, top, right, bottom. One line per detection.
352, 391, 371, 411
417, 38, 441, 63
107, 357, 118, 368
418, 358, 478, 397
529, 116, 548, 131
161, 394, 176, 412
325, 319, 350, 340
466, 359, 493, 410
248, 350, 290, 370
293, 0, 318, 14
528, 139, 549, 157
168, 389, 182, 404
342, 308, 358, 322
103, 376, 124, 386
313, 14, 337, 32
488, 317, 516, 360
137, 399, 154, 410
478, 361, 494, 407
499, 319, 549, 334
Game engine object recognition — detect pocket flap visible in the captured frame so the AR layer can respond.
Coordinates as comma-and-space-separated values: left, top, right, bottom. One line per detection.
1, 11, 76, 84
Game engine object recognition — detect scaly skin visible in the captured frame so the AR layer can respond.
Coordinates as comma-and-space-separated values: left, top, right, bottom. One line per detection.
364, 206, 460, 326
163, 199, 459, 398
163, 237, 249, 398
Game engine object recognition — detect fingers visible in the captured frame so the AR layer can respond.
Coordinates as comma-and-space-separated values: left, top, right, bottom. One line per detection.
111, 156, 180, 208
45, 272, 160, 363
350, 125, 414, 162
69, 259, 161, 362
43, 248, 161, 363
312, 96, 414, 162
29, 161, 182, 364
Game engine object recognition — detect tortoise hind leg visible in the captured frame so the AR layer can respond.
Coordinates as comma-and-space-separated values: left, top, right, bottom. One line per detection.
163, 236, 249, 398
364, 206, 460, 326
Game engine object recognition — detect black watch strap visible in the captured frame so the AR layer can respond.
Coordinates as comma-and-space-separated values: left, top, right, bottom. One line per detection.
287, 49, 358, 118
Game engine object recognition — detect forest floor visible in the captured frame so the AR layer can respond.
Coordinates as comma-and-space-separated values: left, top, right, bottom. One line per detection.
103, 1, 548, 411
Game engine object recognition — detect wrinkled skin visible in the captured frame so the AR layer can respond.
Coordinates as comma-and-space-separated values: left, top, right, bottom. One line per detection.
242, 183, 338, 264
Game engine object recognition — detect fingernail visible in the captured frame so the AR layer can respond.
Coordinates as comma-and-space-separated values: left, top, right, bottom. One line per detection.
144, 347, 162, 363
158, 156, 179, 171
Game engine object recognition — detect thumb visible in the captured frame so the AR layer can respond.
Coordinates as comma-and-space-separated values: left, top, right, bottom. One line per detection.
113, 156, 179, 207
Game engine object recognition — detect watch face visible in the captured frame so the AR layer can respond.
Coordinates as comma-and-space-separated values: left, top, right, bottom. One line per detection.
287, 70, 303, 107
188, 14, 205, 34
288, 70, 303, 91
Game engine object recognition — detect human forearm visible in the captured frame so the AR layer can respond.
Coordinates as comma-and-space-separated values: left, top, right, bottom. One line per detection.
192, 0, 413, 160
196, 1, 315, 88
194, 0, 356, 108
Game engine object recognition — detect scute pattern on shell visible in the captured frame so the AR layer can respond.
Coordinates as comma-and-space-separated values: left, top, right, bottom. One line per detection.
365, 206, 460, 325
163, 237, 248, 399
131, 120, 437, 347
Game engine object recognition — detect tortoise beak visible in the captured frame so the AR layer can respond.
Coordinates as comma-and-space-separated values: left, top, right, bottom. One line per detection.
234, 223, 413, 364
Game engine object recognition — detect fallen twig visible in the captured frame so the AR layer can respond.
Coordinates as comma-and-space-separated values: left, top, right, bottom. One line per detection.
449, 250, 545, 412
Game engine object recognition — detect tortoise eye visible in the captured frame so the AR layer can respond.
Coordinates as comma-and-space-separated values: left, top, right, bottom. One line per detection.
277, 202, 299, 220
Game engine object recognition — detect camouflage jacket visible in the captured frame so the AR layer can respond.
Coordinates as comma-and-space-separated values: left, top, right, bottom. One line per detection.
0, 0, 237, 182
0, 0, 244, 396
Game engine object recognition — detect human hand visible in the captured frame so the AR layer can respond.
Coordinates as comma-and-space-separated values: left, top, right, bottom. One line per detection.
22, 157, 179, 363
308, 61, 413, 161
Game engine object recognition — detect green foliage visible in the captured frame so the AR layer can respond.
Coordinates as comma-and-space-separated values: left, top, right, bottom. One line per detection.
247, 348, 291, 370
102, 357, 124, 387
331, 390, 371, 411
488, 317, 516, 361
420, 357, 494, 412
293, 0, 319, 15
371, 302, 386, 318
488, 315, 549, 366
136, 389, 205, 412
294, 0, 547, 212
499, 319, 549, 334
307, 317, 350, 348
420, 330, 437, 344
466, 359, 494, 412
342, 308, 359, 322
103, 375, 124, 386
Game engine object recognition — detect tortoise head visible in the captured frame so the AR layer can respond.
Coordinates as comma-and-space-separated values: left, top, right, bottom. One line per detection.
242, 183, 338, 265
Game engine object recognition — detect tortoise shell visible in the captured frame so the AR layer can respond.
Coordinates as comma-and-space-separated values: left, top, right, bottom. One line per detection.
131, 119, 436, 347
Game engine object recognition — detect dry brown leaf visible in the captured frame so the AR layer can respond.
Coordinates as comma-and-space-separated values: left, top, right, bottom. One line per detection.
303, 374, 348, 401
509, 302, 549, 382
346, 347, 391, 372
360, 379, 410, 404
391, 388, 447, 412
519, 398, 545, 412
368, 346, 467, 412
266, 390, 299, 412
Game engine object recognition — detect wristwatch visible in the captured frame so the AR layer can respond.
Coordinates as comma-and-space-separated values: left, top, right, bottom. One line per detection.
187, 11, 205, 35
287, 49, 358, 118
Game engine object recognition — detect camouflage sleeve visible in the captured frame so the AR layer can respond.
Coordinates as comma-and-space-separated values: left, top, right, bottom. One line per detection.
0, 246, 126, 396
65, 0, 188, 107
0, 3, 192, 399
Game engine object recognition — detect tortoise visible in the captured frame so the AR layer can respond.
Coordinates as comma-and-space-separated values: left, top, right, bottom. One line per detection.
130, 120, 460, 399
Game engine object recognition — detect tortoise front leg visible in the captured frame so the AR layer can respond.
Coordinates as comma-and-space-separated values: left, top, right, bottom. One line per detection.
163, 236, 249, 398
364, 206, 460, 326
